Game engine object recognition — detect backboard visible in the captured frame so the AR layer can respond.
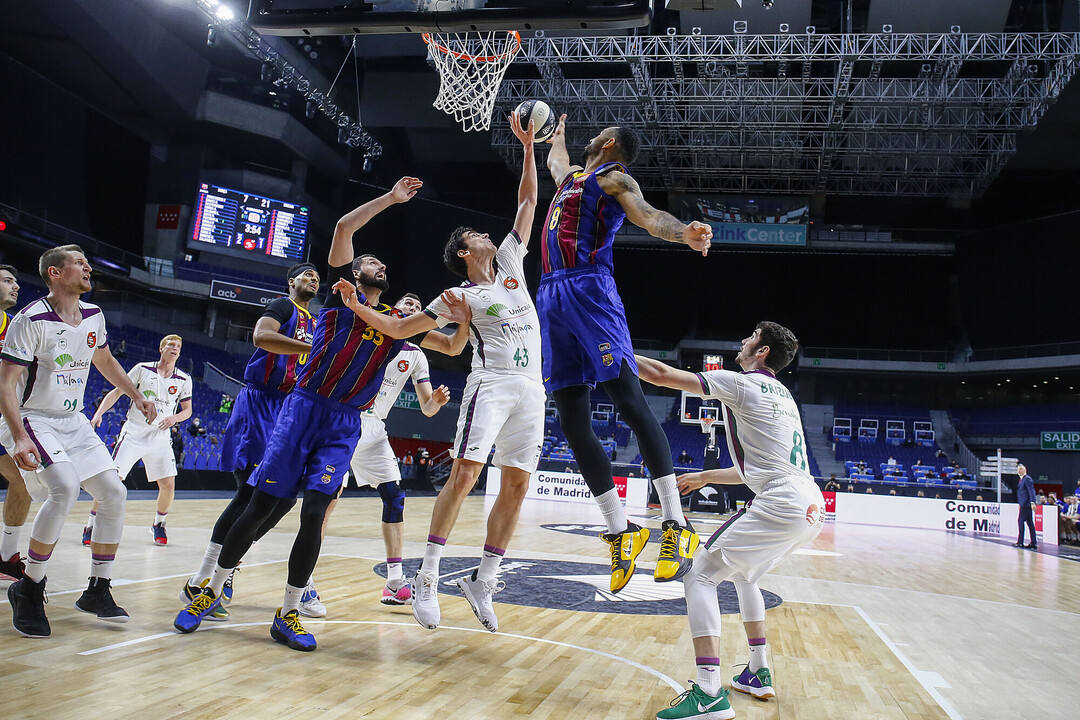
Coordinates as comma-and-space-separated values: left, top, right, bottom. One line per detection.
246, 0, 653, 36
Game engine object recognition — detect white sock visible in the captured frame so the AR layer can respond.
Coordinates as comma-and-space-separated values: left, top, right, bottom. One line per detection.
422, 536, 445, 576
90, 552, 115, 579
749, 641, 768, 672
477, 546, 505, 582
595, 488, 628, 535
86, 511, 96, 528
155, 512, 167, 526
652, 473, 685, 523
386, 559, 403, 582
282, 583, 305, 613
25, 550, 49, 583
1, 524, 22, 561
696, 660, 723, 696
209, 563, 234, 595
191, 542, 223, 585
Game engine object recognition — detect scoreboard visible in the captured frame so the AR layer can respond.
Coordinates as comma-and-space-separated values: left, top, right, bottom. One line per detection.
189, 183, 309, 263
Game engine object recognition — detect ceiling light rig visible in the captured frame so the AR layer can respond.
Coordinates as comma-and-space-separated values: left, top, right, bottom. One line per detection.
193, 0, 381, 158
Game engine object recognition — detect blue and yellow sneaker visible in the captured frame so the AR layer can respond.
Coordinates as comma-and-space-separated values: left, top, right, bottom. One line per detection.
270, 608, 317, 651
654, 519, 699, 583
731, 664, 775, 699
180, 579, 229, 620
600, 522, 650, 593
221, 566, 237, 604
173, 587, 223, 633
656, 683, 734, 720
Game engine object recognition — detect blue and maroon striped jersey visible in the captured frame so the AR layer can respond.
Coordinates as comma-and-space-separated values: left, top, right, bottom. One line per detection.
296, 266, 406, 410
242, 297, 316, 393
540, 162, 630, 275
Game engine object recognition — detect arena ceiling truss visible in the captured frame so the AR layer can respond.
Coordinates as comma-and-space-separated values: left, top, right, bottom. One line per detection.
489, 32, 1080, 197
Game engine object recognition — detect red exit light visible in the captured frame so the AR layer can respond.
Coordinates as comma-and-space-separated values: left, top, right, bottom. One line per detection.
0, 220, 7, 232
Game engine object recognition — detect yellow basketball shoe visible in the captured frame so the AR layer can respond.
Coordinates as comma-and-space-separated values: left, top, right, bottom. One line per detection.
654, 519, 699, 582
601, 522, 650, 593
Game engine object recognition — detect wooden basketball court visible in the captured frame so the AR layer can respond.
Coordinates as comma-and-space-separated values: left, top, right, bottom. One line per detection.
2, 495, 1076, 720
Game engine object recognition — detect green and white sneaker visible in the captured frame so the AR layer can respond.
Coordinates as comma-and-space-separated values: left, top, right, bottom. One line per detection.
656, 683, 735, 720
731, 665, 774, 699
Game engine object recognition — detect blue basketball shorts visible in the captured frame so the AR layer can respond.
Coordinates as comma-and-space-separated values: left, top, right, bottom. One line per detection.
248, 389, 364, 499
219, 384, 286, 474
536, 266, 638, 393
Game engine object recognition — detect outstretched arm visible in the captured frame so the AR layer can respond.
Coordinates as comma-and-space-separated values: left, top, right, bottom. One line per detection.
90, 387, 125, 427
676, 468, 743, 495
634, 354, 706, 395
509, 113, 538, 247
545, 114, 583, 187
328, 177, 423, 267
420, 294, 472, 356
92, 347, 157, 424
600, 171, 713, 256
333, 282, 471, 341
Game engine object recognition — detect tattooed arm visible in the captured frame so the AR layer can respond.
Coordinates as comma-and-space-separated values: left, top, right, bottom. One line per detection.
599, 170, 713, 256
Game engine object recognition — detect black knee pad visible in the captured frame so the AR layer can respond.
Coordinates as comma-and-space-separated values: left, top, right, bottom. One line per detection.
377, 481, 405, 524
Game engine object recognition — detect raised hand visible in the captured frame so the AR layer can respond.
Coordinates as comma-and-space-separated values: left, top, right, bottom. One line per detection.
510, 112, 534, 147
390, 176, 423, 204
686, 220, 713, 257
333, 278, 361, 309
546, 113, 568, 144
676, 472, 708, 496
438, 290, 471, 325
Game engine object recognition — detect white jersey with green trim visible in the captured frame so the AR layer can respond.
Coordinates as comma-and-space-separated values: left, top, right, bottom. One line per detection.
423, 230, 541, 381
122, 362, 193, 434
365, 343, 430, 421
0, 298, 108, 418
695, 368, 813, 495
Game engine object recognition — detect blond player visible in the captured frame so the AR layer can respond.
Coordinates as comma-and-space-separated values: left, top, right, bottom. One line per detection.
634, 322, 825, 720
0, 245, 156, 637
89, 335, 192, 545
333, 112, 543, 633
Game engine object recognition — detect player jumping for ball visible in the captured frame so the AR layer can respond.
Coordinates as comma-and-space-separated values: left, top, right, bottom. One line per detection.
334, 113, 543, 633
541, 114, 713, 590
635, 322, 825, 720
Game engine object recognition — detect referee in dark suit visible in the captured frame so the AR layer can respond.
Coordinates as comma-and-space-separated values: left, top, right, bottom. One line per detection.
1014, 462, 1037, 549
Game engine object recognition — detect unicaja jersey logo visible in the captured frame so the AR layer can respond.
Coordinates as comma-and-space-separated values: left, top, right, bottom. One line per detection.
485, 303, 507, 318
397, 359, 410, 373
143, 389, 158, 399
503, 277, 519, 290
53, 353, 73, 368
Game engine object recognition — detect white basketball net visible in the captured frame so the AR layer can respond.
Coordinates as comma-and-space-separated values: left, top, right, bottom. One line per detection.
423, 31, 521, 132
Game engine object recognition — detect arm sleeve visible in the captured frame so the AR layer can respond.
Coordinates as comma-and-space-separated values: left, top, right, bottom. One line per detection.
695, 370, 745, 407
422, 292, 452, 329
0, 313, 39, 365
261, 297, 296, 325
495, 230, 526, 277
410, 350, 431, 384
322, 264, 352, 310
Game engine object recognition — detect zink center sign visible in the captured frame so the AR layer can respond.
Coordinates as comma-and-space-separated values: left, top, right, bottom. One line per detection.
1041, 431, 1080, 450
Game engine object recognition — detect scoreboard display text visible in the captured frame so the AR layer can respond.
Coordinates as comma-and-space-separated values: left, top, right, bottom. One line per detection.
190, 183, 308, 263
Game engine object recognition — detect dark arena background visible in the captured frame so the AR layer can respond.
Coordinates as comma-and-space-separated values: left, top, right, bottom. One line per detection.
1, 2, 1079, 719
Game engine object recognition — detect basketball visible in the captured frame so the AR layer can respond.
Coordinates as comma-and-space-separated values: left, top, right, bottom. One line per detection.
514, 99, 557, 142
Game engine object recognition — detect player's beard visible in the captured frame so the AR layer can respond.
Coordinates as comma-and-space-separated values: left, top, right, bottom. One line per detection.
358, 270, 389, 292
580, 142, 598, 166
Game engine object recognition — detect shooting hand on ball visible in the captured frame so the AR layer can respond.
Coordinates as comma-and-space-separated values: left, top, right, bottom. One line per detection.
509, 112, 534, 147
